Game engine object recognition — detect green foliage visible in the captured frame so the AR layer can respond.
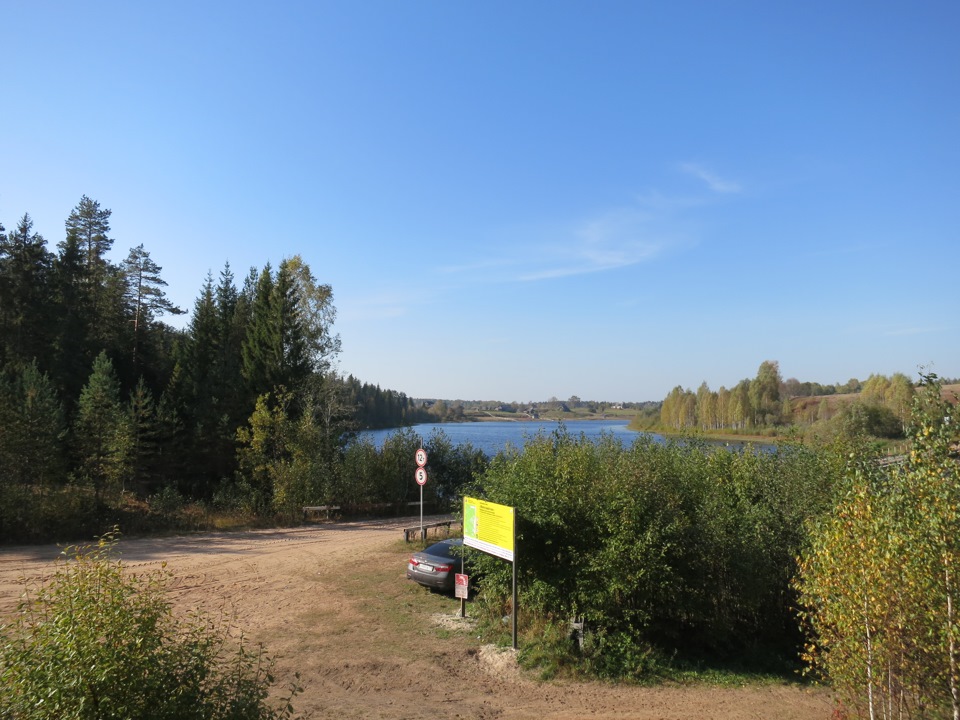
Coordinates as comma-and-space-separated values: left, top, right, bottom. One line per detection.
235, 390, 295, 515
420, 429, 487, 502
0, 362, 77, 542
74, 352, 133, 504
470, 426, 838, 678
582, 627, 668, 681
0, 214, 54, 370
234, 381, 352, 521
0, 531, 299, 720
0, 194, 366, 539
339, 428, 487, 512
339, 374, 431, 429
0, 198, 476, 541
797, 374, 960, 718
657, 363, 915, 441
836, 400, 903, 440
0, 362, 66, 488
240, 260, 319, 404
121, 243, 184, 370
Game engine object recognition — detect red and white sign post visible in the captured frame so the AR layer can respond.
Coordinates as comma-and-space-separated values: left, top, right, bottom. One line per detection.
455, 573, 469, 617
415, 449, 428, 538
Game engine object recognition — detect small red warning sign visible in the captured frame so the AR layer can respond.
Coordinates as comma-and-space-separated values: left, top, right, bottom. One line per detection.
455, 573, 469, 599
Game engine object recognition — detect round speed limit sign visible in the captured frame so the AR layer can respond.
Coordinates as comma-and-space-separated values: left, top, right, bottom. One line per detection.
415, 448, 428, 467
415, 467, 428, 486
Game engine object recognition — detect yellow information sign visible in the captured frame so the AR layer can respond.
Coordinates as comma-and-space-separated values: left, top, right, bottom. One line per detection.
463, 496, 515, 562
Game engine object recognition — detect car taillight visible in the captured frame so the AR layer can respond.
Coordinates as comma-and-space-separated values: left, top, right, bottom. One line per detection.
435, 564, 451, 572
409, 558, 419, 566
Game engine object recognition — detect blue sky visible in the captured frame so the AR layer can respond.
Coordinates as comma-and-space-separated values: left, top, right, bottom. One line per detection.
3, 2, 957, 402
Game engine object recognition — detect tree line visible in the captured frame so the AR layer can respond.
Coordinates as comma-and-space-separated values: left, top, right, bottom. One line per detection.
0, 198, 421, 542
658, 360, 914, 438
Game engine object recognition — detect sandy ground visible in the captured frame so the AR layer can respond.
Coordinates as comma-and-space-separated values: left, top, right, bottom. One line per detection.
0, 517, 834, 719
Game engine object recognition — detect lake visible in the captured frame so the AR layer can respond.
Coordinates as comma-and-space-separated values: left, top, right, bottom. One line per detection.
359, 419, 657, 457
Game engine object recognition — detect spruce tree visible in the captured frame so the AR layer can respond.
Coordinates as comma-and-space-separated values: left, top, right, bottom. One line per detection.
128, 376, 159, 494
14, 363, 66, 488
241, 265, 278, 402
0, 214, 54, 369
215, 263, 248, 446
51, 231, 93, 404
74, 352, 132, 504
273, 260, 310, 388
180, 275, 223, 488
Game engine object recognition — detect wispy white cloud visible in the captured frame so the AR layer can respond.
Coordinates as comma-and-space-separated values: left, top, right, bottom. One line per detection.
515, 208, 669, 281
679, 162, 742, 194
436, 169, 737, 285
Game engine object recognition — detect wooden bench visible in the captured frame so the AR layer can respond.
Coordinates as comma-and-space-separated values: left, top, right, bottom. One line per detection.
302, 505, 341, 521
403, 520, 456, 542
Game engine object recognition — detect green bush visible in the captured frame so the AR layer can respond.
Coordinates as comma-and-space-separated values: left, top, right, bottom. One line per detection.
469, 425, 838, 678
0, 530, 299, 720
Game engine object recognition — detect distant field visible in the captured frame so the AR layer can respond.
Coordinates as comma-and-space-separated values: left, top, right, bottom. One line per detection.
464, 406, 637, 422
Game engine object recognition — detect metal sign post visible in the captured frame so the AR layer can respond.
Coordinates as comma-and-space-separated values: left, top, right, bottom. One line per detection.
512, 515, 518, 649
463, 496, 517, 648
415, 449, 428, 539
455, 572, 469, 617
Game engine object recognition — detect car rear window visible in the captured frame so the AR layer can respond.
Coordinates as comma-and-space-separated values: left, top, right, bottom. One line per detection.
425, 541, 460, 560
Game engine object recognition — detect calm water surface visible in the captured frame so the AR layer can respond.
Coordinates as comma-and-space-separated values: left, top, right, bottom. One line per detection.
360, 419, 659, 457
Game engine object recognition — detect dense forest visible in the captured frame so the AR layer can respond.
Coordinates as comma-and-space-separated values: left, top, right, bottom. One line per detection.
0, 197, 435, 542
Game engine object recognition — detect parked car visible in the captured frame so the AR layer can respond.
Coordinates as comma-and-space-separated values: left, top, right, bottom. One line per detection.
406, 538, 466, 592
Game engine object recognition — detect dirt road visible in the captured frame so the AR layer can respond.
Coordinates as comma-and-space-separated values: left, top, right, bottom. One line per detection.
0, 518, 833, 719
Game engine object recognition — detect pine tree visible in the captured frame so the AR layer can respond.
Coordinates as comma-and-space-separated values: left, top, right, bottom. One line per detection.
65, 195, 113, 275
63, 197, 130, 378
121, 244, 184, 369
